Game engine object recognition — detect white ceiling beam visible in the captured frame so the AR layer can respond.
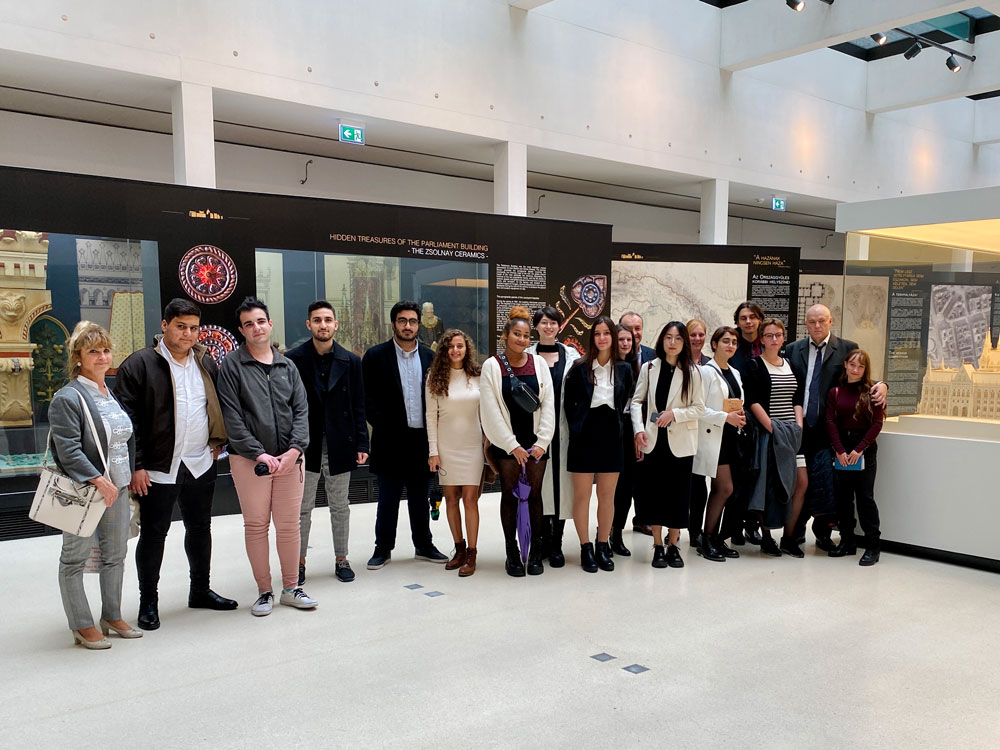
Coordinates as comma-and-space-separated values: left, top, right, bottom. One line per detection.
509, 0, 555, 9
866, 31, 1000, 113
974, 97, 1000, 146
721, 0, 974, 72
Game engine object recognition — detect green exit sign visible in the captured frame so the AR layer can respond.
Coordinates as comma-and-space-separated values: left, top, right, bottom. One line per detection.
771, 197, 786, 212
339, 124, 365, 145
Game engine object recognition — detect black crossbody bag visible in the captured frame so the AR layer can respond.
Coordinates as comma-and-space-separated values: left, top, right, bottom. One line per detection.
498, 353, 541, 413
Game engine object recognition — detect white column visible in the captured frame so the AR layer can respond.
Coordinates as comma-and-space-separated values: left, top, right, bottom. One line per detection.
699, 178, 729, 244
493, 142, 527, 217
172, 82, 216, 188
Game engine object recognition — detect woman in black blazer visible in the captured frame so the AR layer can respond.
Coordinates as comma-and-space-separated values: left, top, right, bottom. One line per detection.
563, 317, 634, 572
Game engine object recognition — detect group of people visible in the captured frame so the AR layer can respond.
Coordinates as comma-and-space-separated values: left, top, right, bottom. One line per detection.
47, 295, 886, 650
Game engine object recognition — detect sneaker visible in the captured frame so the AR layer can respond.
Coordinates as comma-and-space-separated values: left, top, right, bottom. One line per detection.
279, 588, 318, 609
298, 562, 306, 587
414, 545, 448, 563
335, 559, 355, 582
251, 591, 274, 617
367, 549, 391, 570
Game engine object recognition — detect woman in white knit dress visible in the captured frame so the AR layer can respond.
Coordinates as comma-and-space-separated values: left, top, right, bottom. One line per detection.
426, 329, 484, 576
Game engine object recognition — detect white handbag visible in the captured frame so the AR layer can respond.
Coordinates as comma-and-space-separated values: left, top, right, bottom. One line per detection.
29, 389, 110, 537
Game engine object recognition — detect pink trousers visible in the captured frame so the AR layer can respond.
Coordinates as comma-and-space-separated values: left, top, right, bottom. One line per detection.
230, 454, 304, 592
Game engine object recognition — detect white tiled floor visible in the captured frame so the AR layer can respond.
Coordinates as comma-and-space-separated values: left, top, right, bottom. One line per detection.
3, 493, 999, 749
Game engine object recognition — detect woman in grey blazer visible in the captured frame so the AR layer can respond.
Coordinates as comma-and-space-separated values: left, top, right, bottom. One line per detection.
49, 322, 139, 649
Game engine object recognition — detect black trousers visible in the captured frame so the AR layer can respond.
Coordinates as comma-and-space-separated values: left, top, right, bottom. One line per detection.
374, 472, 432, 553
834, 451, 880, 547
136, 463, 217, 602
613, 424, 636, 530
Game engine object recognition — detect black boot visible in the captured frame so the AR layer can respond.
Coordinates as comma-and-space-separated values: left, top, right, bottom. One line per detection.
137, 600, 160, 631
527, 536, 544, 575
829, 533, 858, 557
595, 541, 615, 571
713, 534, 740, 559
609, 527, 631, 557
580, 542, 598, 573
859, 547, 880, 566
505, 541, 526, 577
651, 544, 668, 568
744, 522, 763, 546
697, 533, 725, 562
549, 519, 566, 568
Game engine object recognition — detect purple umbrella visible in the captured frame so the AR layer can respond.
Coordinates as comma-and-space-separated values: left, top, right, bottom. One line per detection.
513, 466, 532, 563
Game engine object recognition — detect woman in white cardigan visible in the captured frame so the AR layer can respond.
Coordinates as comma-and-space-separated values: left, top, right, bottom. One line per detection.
526, 305, 579, 567
631, 322, 705, 569
480, 306, 555, 577
693, 326, 747, 562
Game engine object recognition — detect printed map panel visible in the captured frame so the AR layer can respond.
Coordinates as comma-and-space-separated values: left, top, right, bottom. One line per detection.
927, 284, 991, 369
842, 276, 889, 381
612, 260, 748, 340
797, 274, 843, 341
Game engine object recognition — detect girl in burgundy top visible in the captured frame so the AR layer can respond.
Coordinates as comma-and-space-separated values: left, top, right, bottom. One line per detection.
824, 349, 884, 566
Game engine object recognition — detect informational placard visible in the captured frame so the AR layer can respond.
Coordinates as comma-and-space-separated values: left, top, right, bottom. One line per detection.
886, 267, 930, 415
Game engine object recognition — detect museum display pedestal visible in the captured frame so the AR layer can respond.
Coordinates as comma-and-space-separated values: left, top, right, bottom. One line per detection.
876, 416, 1000, 569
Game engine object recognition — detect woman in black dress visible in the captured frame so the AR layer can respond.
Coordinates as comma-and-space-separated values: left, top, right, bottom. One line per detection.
610, 324, 640, 556
480, 306, 556, 576
527, 306, 579, 567
630, 322, 706, 569
564, 317, 633, 572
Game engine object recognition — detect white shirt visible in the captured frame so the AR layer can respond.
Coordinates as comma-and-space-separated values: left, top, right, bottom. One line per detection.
394, 339, 425, 429
803, 332, 831, 417
591, 359, 615, 409
146, 340, 212, 483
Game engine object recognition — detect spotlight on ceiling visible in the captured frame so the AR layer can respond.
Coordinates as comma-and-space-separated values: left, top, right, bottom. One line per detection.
903, 42, 923, 60
785, 0, 805, 10
818, 0, 835, 4
946, 54, 962, 72
870, 32, 887, 46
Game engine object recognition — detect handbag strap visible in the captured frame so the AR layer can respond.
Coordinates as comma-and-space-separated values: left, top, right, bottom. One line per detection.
42, 387, 110, 476
498, 353, 515, 377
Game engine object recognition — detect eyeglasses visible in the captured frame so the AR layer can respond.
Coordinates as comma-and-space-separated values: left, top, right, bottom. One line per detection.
396, 318, 419, 327
762, 332, 784, 340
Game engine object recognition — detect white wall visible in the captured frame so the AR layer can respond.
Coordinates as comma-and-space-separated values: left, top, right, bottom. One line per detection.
1, 0, 998, 206
0, 110, 843, 257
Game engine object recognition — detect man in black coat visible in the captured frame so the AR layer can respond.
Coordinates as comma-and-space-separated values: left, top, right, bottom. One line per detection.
286, 301, 369, 585
785, 304, 887, 549
113, 298, 237, 630
362, 300, 447, 569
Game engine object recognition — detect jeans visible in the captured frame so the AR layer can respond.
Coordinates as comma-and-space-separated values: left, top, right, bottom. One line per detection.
230, 454, 304, 592
59, 486, 130, 631
373, 473, 432, 553
300, 438, 352, 559
135, 463, 217, 602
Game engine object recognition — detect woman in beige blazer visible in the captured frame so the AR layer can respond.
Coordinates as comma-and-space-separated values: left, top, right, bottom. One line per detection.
630, 321, 705, 569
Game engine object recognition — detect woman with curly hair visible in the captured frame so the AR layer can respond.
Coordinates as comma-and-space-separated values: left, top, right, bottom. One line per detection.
426, 329, 484, 576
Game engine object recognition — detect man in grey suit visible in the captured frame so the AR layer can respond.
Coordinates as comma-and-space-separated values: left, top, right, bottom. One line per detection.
785, 304, 887, 549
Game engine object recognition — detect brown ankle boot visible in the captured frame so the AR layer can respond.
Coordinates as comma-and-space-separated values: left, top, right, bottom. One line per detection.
445, 540, 467, 570
458, 547, 477, 577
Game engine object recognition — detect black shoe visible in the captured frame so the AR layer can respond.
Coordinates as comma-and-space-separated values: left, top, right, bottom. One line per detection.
137, 601, 159, 631
526, 553, 544, 576
829, 539, 858, 557
609, 529, 631, 557
367, 549, 391, 570
298, 562, 306, 587
689, 531, 702, 548
665, 544, 684, 568
549, 519, 566, 567
632, 520, 653, 536
779, 536, 805, 558
505, 543, 526, 577
814, 535, 837, 553
744, 525, 763, 546
595, 541, 615, 571
729, 531, 746, 547
760, 537, 781, 557
696, 534, 725, 562
414, 546, 448, 563
713, 534, 740, 559
580, 542, 598, 573
651, 544, 668, 568
335, 559, 355, 582
549, 546, 566, 568
859, 548, 880, 566
188, 589, 238, 610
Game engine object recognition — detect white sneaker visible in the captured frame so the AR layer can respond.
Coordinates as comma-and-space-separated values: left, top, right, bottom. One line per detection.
279, 588, 318, 609
251, 591, 274, 617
